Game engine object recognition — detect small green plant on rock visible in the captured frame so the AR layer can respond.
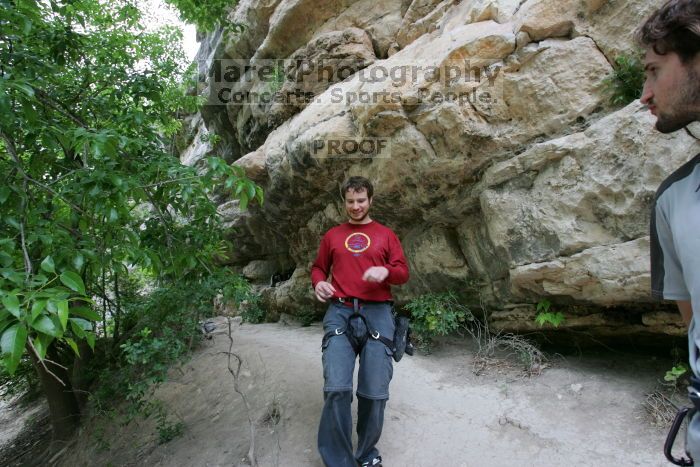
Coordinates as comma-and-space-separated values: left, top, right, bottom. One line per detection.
199, 131, 221, 146
603, 54, 645, 106
156, 413, 184, 444
534, 299, 565, 328
267, 62, 286, 94
664, 363, 689, 388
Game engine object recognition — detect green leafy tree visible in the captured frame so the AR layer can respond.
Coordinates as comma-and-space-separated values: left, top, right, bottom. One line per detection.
165, 0, 240, 32
0, 0, 260, 440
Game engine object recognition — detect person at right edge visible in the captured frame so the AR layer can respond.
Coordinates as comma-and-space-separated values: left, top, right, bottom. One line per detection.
639, 0, 700, 461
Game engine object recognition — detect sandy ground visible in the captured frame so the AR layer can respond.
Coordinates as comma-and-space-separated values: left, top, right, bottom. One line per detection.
17, 318, 680, 466
0, 395, 46, 448
0, 393, 50, 466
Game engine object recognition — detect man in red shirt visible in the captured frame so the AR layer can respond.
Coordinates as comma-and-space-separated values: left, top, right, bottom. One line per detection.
311, 176, 409, 467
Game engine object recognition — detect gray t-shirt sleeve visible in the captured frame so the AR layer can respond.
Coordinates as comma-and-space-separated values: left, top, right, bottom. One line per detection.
651, 200, 691, 301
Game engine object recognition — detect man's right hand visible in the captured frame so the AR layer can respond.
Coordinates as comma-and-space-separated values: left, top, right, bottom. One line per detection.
314, 281, 336, 303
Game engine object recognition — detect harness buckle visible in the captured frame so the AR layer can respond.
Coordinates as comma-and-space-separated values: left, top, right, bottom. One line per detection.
370, 330, 380, 339
334, 328, 344, 335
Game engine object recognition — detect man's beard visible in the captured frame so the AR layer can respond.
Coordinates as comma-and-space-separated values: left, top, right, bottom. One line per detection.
349, 210, 369, 222
655, 67, 700, 133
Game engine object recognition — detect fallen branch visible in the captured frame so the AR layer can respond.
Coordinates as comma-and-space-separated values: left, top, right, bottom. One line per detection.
225, 317, 257, 467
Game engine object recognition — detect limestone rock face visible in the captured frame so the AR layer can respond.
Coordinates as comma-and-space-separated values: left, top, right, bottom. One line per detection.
242, 260, 278, 281
515, 0, 665, 62
477, 101, 697, 269
509, 238, 652, 305
402, 226, 470, 295
180, 0, 700, 337
263, 27, 377, 135
234, 149, 268, 183
179, 115, 212, 168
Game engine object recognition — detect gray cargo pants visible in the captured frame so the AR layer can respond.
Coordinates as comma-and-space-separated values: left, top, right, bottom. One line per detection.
318, 300, 395, 467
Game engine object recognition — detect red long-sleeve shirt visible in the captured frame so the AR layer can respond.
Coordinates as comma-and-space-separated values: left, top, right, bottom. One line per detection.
310, 221, 409, 301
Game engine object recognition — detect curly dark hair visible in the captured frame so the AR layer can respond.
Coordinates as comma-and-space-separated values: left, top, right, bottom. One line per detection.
637, 0, 700, 63
341, 176, 373, 199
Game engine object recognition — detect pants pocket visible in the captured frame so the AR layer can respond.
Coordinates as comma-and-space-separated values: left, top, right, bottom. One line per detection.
384, 345, 394, 383
322, 334, 355, 392
357, 340, 393, 399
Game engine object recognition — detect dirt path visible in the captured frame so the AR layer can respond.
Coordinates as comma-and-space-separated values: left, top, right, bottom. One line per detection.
0, 394, 50, 467
59, 318, 673, 466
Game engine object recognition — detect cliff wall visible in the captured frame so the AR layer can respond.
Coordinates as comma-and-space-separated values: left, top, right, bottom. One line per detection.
181, 0, 700, 339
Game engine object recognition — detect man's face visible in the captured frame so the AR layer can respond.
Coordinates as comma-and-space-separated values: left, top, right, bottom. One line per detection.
641, 48, 700, 133
344, 188, 372, 223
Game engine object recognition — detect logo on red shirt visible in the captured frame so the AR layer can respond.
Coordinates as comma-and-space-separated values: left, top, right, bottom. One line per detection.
345, 232, 370, 254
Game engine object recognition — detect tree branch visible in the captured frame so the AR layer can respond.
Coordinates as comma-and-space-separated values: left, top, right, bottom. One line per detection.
139, 176, 201, 189
19, 178, 32, 283
91, 282, 119, 310
46, 168, 85, 186
27, 340, 67, 387
32, 87, 88, 128
143, 188, 174, 248
0, 129, 85, 215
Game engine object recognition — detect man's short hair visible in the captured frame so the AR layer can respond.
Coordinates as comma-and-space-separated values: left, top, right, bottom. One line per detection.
341, 176, 373, 199
637, 0, 700, 63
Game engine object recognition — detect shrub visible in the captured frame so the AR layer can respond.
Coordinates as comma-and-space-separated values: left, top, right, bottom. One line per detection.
405, 289, 548, 376
88, 271, 262, 430
603, 54, 645, 106
221, 275, 264, 323
476, 333, 546, 376
404, 291, 476, 347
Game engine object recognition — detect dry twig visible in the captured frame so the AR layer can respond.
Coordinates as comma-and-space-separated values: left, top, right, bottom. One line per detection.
644, 390, 681, 427
475, 332, 546, 376
225, 317, 257, 467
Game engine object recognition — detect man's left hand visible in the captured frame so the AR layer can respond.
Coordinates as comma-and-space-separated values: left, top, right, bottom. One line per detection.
362, 266, 389, 283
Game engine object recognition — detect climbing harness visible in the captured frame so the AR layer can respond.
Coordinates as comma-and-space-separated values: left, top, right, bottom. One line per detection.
322, 298, 413, 362
665, 376, 700, 466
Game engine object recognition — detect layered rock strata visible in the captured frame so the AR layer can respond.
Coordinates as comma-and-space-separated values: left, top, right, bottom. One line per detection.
181, 0, 700, 338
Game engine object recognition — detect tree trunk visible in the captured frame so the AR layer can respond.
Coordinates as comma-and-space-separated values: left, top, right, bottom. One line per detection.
29, 346, 81, 441
113, 270, 121, 343
71, 339, 94, 409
